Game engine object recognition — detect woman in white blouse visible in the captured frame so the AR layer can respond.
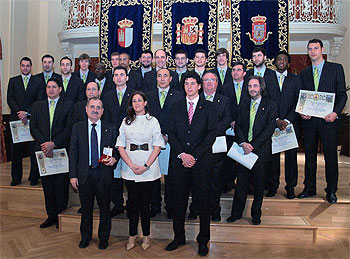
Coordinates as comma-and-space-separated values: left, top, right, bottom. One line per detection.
116, 91, 165, 251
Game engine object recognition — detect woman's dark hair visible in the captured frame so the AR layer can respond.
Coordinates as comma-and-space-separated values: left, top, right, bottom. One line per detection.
125, 91, 150, 125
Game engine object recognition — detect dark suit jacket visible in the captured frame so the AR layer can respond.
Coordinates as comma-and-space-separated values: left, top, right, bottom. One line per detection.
7, 75, 46, 121
143, 69, 178, 92
208, 67, 232, 94
200, 92, 231, 136
171, 69, 191, 93
30, 98, 74, 150
59, 75, 85, 103
34, 72, 61, 84
222, 80, 250, 122
245, 67, 277, 98
100, 77, 115, 101
72, 100, 87, 125
268, 71, 302, 133
235, 97, 278, 162
167, 96, 217, 168
69, 120, 118, 185
72, 70, 96, 89
300, 61, 347, 116
102, 87, 134, 129
127, 70, 142, 91
146, 88, 183, 135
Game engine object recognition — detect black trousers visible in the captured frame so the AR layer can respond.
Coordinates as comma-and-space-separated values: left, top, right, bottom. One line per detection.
164, 165, 174, 213
41, 173, 69, 219
11, 141, 39, 182
231, 161, 267, 219
267, 148, 298, 192
79, 168, 111, 241
222, 136, 237, 191
150, 178, 162, 211
111, 177, 124, 209
303, 118, 339, 193
173, 166, 211, 245
125, 180, 153, 236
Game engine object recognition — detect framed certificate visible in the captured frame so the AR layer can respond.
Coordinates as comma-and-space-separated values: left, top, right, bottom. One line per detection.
10, 120, 35, 143
272, 124, 299, 154
36, 148, 69, 176
296, 90, 335, 118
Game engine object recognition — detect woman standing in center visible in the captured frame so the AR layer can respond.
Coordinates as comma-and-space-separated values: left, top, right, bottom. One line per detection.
116, 91, 165, 251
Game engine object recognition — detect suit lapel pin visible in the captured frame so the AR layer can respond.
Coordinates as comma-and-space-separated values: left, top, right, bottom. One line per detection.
105, 129, 108, 132
262, 107, 265, 111
170, 93, 173, 96
199, 106, 202, 109
217, 99, 220, 103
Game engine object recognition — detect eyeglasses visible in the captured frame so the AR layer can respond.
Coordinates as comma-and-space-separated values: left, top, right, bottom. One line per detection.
203, 78, 217, 82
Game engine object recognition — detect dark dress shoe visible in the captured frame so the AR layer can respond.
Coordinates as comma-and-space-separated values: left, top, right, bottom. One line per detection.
298, 188, 316, 199
326, 193, 337, 204
166, 239, 186, 251
10, 180, 21, 186
252, 217, 261, 225
211, 214, 221, 222
286, 188, 296, 199
99, 240, 108, 250
79, 239, 90, 248
188, 212, 198, 220
77, 208, 82, 214
40, 217, 57, 228
226, 215, 240, 223
110, 206, 124, 217
266, 190, 276, 197
30, 179, 38, 186
198, 243, 209, 256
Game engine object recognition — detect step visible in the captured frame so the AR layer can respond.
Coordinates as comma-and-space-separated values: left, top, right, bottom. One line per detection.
59, 207, 318, 245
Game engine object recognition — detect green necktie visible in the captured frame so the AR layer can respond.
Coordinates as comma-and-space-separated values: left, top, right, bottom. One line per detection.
206, 95, 212, 101
63, 79, 68, 91
49, 100, 55, 131
248, 101, 257, 142
257, 71, 261, 76
23, 77, 28, 89
45, 74, 50, 84
98, 81, 102, 91
118, 91, 123, 105
236, 82, 241, 104
313, 67, 319, 92
197, 71, 202, 77
279, 75, 283, 91
160, 91, 166, 108
220, 69, 225, 84
82, 74, 86, 83
178, 73, 182, 82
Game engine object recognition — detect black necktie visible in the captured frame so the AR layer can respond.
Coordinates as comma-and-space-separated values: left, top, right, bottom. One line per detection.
91, 123, 99, 168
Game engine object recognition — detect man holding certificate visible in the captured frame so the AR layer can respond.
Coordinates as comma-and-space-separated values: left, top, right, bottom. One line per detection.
69, 97, 118, 250
227, 75, 277, 225
298, 39, 347, 204
30, 77, 74, 229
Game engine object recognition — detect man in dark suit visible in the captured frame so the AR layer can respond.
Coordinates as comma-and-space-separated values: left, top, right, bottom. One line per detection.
134, 49, 154, 78
193, 49, 207, 78
119, 53, 142, 91
209, 48, 232, 94
103, 66, 134, 216
70, 97, 118, 250
30, 77, 74, 229
227, 75, 277, 225
165, 71, 217, 256
265, 51, 301, 199
172, 49, 190, 92
298, 39, 347, 204
94, 63, 114, 100
106, 52, 120, 79
73, 82, 101, 125
7, 57, 46, 186
146, 68, 183, 218
59, 56, 85, 103
35, 54, 61, 84
72, 53, 95, 88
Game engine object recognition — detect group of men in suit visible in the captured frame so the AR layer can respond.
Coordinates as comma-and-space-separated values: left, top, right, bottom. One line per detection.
6, 38, 347, 255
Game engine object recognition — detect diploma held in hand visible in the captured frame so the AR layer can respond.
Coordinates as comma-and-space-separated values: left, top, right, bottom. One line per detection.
36, 148, 69, 176
295, 90, 335, 118
10, 120, 35, 143
272, 124, 299, 154
227, 142, 258, 170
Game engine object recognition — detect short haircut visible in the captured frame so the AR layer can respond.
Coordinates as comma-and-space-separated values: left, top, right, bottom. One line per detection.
203, 71, 219, 82
47, 77, 62, 88
182, 70, 201, 85
307, 38, 323, 48
175, 49, 188, 59
252, 47, 266, 56
95, 62, 106, 70
155, 49, 167, 57
156, 68, 171, 76
194, 48, 207, 58
20, 57, 32, 66
113, 65, 128, 75
215, 48, 229, 60
41, 54, 54, 63
86, 81, 100, 91
274, 50, 291, 64
247, 75, 266, 97
78, 53, 91, 62
111, 52, 120, 57
140, 49, 153, 59
86, 96, 103, 108
60, 56, 73, 66
232, 61, 247, 72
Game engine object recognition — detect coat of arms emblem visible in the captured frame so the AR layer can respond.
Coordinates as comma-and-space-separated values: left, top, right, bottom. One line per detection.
246, 15, 272, 45
117, 18, 134, 48
175, 16, 204, 45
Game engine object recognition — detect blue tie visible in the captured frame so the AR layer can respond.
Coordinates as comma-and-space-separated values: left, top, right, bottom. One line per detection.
91, 124, 99, 168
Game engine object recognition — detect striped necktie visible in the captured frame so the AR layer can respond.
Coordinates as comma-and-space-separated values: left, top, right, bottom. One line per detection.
206, 95, 213, 101
45, 74, 50, 84
236, 82, 241, 104
118, 91, 123, 105
178, 73, 182, 82
279, 74, 283, 91
160, 91, 166, 109
49, 100, 55, 131
313, 68, 319, 92
220, 69, 225, 84
82, 74, 87, 83
188, 102, 194, 124
248, 101, 257, 142
257, 71, 261, 77
63, 79, 68, 91
23, 77, 28, 89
